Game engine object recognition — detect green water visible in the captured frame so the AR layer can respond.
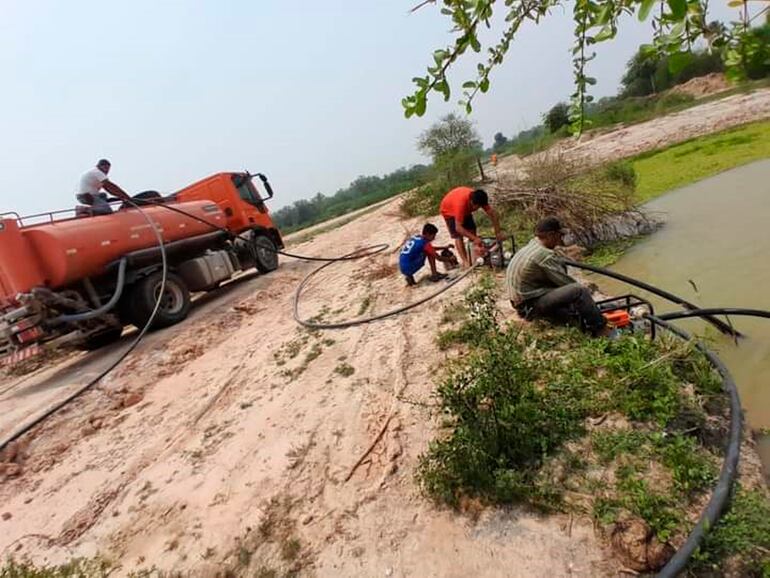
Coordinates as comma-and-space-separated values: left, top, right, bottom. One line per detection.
594, 160, 770, 479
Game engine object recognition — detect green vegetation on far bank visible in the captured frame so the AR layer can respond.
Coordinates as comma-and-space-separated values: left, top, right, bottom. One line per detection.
272, 164, 430, 233
569, 119, 770, 267
632, 120, 770, 204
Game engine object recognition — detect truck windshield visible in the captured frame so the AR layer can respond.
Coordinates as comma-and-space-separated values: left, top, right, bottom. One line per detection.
233, 175, 263, 207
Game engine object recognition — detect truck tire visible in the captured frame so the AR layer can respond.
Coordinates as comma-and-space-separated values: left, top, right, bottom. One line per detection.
80, 326, 124, 351
253, 234, 279, 273
128, 271, 191, 329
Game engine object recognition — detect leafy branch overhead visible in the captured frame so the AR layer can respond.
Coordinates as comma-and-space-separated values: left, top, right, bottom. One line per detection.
403, 0, 770, 133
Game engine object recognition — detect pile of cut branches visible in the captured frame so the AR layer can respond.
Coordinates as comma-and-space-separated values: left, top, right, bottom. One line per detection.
494, 152, 657, 247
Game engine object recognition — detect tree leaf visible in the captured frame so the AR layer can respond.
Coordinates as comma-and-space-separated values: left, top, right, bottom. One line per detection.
666, 0, 687, 20
595, 3, 613, 25
594, 25, 616, 42
463, 81, 477, 89
638, 0, 656, 21
639, 43, 657, 57
726, 0, 743, 6
667, 51, 692, 76
414, 95, 427, 117
435, 79, 451, 101
479, 77, 490, 93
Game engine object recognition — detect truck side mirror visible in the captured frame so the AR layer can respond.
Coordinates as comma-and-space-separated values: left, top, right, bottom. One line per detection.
253, 173, 274, 200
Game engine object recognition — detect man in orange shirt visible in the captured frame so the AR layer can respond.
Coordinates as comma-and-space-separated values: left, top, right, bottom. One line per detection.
439, 187, 505, 267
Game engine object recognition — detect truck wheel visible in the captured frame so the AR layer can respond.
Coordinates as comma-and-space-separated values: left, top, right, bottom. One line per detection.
253, 234, 279, 273
129, 271, 191, 329
80, 326, 124, 351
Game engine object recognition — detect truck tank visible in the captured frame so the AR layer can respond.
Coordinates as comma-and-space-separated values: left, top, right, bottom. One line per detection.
0, 201, 224, 302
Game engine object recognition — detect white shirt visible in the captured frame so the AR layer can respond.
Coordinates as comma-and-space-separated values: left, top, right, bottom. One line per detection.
78, 167, 108, 195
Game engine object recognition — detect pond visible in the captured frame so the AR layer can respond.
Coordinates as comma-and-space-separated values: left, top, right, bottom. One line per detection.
595, 160, 770, 479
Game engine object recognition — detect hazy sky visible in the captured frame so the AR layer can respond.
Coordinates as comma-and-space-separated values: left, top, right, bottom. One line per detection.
0, 1, 734, 216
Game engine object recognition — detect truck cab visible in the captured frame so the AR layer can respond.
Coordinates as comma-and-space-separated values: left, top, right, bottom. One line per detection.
175, 172, 283, 250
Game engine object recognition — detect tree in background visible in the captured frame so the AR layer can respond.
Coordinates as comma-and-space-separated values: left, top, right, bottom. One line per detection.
620, 46, 723, 97
271, 164, 430, 231
493, 132, 509, 152
417, 113, 482, 159
413, 114, 483, 207
620, 49, 662, 97
544, 102, 571, 133
725, 19, 770, 81
401, 0, 770, 134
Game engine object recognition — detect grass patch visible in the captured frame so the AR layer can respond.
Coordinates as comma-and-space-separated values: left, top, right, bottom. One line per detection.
435, 275, 497, 351
276, 327, 335, 381
632, 120, 770, 203
280, 538, 302, 562
0, 559, 113, 577
357, 295, 373, 316
334, 362, 355, 377
689, 487, 770, 576
418, 277, 761, 571
584, 237, 643, 267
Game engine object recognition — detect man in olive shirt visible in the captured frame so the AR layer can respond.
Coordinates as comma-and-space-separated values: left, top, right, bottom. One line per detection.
506, 217, 610, 337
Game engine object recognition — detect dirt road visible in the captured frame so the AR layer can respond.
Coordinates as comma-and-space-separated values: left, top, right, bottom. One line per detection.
0, 203, 608, 577
496, 88, 770, 177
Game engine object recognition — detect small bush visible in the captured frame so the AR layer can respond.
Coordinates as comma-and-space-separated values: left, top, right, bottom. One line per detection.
604, 161, 637, 188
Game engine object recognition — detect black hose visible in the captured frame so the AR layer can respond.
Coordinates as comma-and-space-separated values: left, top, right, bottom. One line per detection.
294, 254, 478, 329
0, 200, 167, 456
138, 198, 375, 262
563, 259, 744, 338
646, 315, 743, 578
657, 307, 770, 322
48, 258, 128, 324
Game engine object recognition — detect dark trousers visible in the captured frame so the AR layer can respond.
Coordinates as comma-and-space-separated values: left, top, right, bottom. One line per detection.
515, 283, 606, 335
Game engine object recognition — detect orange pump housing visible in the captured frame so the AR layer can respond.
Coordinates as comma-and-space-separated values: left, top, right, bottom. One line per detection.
603, 309, 631, 328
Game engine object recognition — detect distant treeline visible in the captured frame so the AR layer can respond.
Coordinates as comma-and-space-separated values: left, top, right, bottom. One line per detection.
271, 164, 430, 232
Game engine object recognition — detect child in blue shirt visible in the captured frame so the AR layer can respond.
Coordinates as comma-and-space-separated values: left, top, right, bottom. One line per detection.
399, 223, 452, 286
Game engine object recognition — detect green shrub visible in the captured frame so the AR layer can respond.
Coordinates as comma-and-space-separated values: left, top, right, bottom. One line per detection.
603, 160, 637, 188
401, 183, 445, 218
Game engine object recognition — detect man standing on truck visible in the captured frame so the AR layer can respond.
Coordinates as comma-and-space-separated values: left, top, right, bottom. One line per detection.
76, 159, 131, 215
439, 187, 505, 268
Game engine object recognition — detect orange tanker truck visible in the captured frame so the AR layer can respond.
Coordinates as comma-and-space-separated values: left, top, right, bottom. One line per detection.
0, 171, 283, 365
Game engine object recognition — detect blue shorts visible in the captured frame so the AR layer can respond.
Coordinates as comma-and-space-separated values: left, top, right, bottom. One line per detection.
399, 260, 424, 277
